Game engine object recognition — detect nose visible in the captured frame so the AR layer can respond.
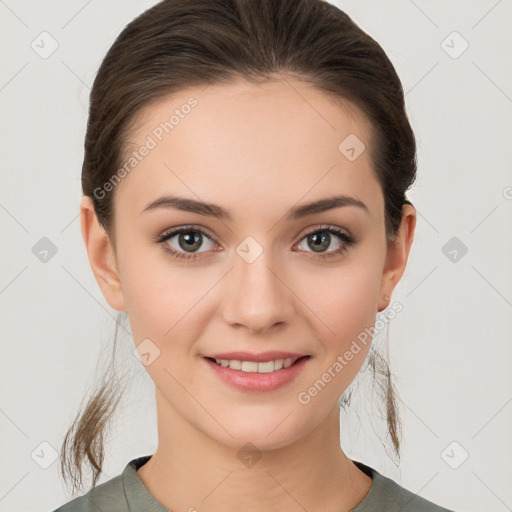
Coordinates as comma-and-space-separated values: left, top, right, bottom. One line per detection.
220, 245, 295, 334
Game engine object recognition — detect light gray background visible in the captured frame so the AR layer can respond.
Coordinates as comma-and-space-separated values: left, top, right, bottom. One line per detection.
1, 1, 511, 511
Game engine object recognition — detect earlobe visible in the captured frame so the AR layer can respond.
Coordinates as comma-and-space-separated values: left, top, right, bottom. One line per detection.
79, 196, 127, 312
377, 204, 416, 311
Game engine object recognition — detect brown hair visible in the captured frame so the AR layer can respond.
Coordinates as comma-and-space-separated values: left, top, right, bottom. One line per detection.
60, 0, 417, 494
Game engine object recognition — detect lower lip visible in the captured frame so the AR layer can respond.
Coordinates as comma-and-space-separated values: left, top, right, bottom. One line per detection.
203, 356, 310, 392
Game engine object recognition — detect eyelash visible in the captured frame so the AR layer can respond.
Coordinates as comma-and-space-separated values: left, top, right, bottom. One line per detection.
154, 224, 356, 262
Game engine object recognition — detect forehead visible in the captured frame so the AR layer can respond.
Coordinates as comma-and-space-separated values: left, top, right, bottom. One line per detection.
113, 76, 383, 224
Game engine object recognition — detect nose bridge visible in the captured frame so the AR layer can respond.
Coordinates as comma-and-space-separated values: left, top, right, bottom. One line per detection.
222, 234, 292, 330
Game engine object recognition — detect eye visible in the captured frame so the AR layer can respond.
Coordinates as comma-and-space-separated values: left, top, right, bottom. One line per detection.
155, 225, 219, 261
154, 223, 356, 261
295, 225, 356, 259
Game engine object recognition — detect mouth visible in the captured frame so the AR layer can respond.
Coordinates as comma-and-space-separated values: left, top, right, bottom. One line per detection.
203, 355, 310, 373
202, 355, 311, 392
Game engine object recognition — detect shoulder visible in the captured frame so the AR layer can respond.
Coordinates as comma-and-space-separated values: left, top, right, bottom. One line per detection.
52, 474, 128, 512
352, 460, 457, 512
377, 475, 456, 512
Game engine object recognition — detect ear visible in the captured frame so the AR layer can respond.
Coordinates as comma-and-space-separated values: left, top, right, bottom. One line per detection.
377, 203, 416, 312
79, 196, 127, 312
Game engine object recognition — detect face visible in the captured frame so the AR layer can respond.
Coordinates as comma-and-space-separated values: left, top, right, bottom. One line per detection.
83, 76, 414, 452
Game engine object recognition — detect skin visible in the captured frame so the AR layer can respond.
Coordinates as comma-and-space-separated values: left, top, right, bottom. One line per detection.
80, 75, 416, 512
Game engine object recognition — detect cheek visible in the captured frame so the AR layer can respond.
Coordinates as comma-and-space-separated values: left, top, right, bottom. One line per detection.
332, 273, 378, 335
294, 252, 382, 378
116, 237, 187, 342
126, 271, 196, 344
118, 241, 219, 359
303, 260, 380, 333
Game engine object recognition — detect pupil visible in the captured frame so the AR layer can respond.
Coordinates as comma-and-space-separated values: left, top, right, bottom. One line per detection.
309, 233, 329, 252
180, 231, 201, 251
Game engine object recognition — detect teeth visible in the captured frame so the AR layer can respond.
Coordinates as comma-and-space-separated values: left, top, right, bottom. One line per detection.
213, 357, 298, 372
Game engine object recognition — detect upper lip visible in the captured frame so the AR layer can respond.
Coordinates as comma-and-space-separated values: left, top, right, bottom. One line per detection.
204, 351, 309, 363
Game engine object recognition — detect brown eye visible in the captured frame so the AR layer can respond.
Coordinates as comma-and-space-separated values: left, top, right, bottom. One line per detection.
157, 226, 218, 260
305, 232, 332, 252
296, 226, 356, 258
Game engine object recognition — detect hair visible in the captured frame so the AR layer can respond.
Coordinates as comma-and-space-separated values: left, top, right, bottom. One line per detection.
60, 0, 417, 494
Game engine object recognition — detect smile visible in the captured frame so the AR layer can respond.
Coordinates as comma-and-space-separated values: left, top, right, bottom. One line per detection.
207, 356, 304, 373
203, 355, 311, 392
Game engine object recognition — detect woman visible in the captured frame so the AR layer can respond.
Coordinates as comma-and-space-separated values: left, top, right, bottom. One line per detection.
54, 0, 456, 510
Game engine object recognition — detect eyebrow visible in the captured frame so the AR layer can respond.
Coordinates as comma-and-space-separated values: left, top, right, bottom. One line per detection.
140, 194, 369, 221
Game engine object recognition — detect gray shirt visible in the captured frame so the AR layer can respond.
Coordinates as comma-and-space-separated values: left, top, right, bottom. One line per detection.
53, 455, 456, 511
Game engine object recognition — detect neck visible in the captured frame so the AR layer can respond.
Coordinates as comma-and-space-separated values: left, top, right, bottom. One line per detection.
137, 389, 372, 512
